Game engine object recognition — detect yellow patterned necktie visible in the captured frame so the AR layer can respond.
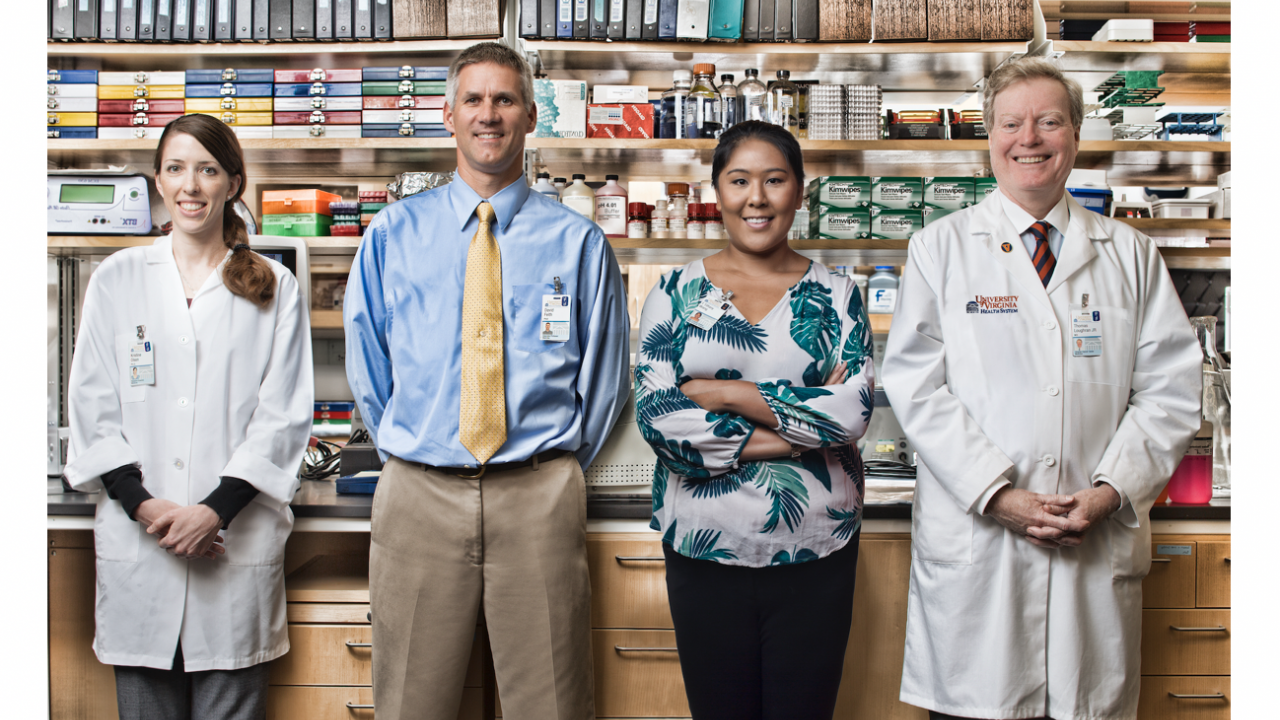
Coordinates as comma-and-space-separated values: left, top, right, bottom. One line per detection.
459, 201, 506, 465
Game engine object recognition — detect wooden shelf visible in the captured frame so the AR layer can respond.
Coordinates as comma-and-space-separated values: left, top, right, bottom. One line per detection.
1054, 40, 1230, 73
47, 39, 482, 71
310, 309, 344, 329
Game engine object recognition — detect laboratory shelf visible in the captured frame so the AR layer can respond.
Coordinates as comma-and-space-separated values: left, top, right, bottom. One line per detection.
1054, 41, 1231, 74
46, 39, 481, 70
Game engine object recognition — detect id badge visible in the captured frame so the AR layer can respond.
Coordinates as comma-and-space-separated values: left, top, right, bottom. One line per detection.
1070, 304, 1102, 358
129, 340, 156, 385
541, 294, 571, 342
686, 290, 733, 331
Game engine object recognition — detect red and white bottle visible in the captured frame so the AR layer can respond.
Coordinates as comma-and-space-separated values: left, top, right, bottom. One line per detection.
594, 174, 629, 237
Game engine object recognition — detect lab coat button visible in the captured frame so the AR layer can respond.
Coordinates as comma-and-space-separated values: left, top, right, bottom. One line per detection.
1043, 454, 1056, 466
174, 459, 184, 469
179, 335, 189, 344
1047, 385, 1059, 396
178, 397, 189, 407
1043, 320, 1057, 330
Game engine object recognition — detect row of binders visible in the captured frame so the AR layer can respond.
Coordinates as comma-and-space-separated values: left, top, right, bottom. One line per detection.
517, 0, 820, 41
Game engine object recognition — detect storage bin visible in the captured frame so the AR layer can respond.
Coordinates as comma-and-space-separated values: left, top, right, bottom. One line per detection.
1068, 187, 1113, 215
262, 190, 343, 216
262, 213, 334, 236
1151, 198, 1213, 219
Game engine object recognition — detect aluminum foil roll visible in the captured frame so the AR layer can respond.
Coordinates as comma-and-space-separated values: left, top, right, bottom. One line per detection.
387, 171, 454, 199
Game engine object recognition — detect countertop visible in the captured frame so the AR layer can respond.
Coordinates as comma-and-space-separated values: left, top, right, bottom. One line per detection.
47, 479, 1232, 521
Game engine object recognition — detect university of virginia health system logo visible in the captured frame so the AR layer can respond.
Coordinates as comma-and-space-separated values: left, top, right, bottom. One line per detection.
966, 295, 1020, 314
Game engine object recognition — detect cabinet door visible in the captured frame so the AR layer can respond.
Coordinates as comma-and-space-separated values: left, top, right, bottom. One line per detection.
587, 535, 673, 629
49, 539, 119, 720
592, 629, 689, 718
1144, 541, 1197, 608
1140, 609, 1231, 676
1137, 676, 1230, 720
1197, 540, 1230, 608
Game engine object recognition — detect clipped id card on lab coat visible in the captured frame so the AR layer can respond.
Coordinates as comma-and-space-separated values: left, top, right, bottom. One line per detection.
687, 290, 734, 331
1070, 305, 1102, 358
129, 341, 156, 385
541, 294, 571, 342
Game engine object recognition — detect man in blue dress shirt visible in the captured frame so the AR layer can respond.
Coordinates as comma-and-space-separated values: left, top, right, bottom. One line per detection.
344, 42, 630, 720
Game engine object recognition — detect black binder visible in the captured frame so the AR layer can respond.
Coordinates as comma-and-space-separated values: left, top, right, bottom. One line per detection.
353, 0, 370, 38
171, 0, 190, 39
75, 0, 100, 38
520, 0, 537, 37
333, 0, 351, 37
607, 0, 623, 37
572, 0, 588, 37
315, 0, 332, 38
119, 0, 139, 38
53, 0, 76, 38
590, 0, 605, 38
192, 0, 211, 39
539, 0, 555, 37
269, 0, 290, 38
757, 0, 772, 39
624, 0, 641, 39
793, 0, 814, 41
215, 0, 233, 38
252, 0, 268, 38
138, 0, 155, 38
234, 0, 251, 37
156, 0, 173, 39
742, 0, 757, 40
773, 0, 788, 40
372, 0, 389, 38
291, 0, 313, 37
100, 0, 118, 39
656, 0, 675, 38
640, 0, 657, 38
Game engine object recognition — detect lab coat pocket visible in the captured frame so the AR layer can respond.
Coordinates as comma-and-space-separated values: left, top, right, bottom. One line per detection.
115, 333, 146, 404
223, 500, 290, 566
910, 469, 973, 565
509, 283, 569, 355
1066, 306, 1135, 387
94, 498, 140, 562
1108, 517, 1152, 580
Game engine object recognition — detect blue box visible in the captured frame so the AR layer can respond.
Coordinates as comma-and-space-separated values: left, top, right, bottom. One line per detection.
48, 127, 98, 138
275, 83, 363, 97
361, 123, 451, 138
185, 68, 275, 84
1067, 187, 1113, 215
48, 69, 98, 84
362, 66, 448, 81
185, 83, 275, 98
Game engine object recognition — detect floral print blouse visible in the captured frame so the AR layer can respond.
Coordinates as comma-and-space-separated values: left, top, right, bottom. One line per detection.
636, 259, 874, 568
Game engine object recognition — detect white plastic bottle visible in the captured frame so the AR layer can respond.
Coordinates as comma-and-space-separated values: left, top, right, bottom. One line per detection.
867, 266, 899, 314
561, 173, 596, 221
532, 172, 560, 200
594, 174, 628, 237
650, 198, 670, 238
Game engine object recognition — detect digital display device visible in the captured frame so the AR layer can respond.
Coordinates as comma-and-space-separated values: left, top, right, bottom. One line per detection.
60, 184, 115, 204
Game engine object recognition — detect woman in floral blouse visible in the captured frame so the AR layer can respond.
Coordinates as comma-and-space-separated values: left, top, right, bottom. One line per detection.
635, 121, 874, 720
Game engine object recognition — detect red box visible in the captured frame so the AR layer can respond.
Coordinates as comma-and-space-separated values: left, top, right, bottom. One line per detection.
315, 410, 353, 419
1190, 22, 1230, 35
586, 104, 655, 139
274, 69, 362, 83
362, 95, 445, 110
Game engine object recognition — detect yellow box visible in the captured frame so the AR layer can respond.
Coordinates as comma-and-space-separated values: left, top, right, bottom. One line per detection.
98, 85, 186, 100
185, 111, 273, 127
46, 112, 97, 127
185, 97, 274, 113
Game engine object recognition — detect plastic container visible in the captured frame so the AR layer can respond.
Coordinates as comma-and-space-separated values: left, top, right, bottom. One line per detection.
561, 174, 596, 221
262, 213, 334, 236
1092, 18, 1154, 42
553, 177, 568, 193
650, 199, 670, 238
261, 189, 343, 216
1167, 446, 1212, 504
867, 266, 899, 314
1151, 198, 1213, 219
1067, 187, 1113, 216
737, 68, 768, 123
594, 175, 628, 237
627, 202, 650, 238
532, 172, 560, 200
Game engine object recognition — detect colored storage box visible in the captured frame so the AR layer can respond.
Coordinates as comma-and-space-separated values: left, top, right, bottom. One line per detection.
228, 127, 274, 139
98, 127, 166, 139
1067, 187, 1113, 215
46, 112, 97, 126
48, 69, 98, 84
262, 213, 334, 236
272, 125, 363, 138
363, 95, 446, 110
48, 127, 98, 139
99, 98, 185, 113
99, 85, 185, 100
362, 66, 449, 81
586, 104, 655, 139
185, 83, 275, 98
316, 402, 356, 412
361, 80, 447, 96
98, 112, 183, 127
275, 82, 363, 97
362, 109, 444, 124
870, 208, 924, 239
262, 189, 343, 216
275, 69, 363, 83
99, 71, 186, 86
276, 96, 363, 111
186, 111, 273, 126
361, 123, 451, 138
185, 68, 276, 83
274, 110, 363, 125
47, 97, 98, 112
315, 410, 353, 419
185, 97, 274, 112
48, 84, 99, 99
331, 224, 363, 236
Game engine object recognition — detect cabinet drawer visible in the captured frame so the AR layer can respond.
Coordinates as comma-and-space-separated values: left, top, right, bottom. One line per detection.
266, 686, 482, 720
1137, 676, 1230, 720
1140, 609, 1231, 676
270, 625, 484, 687
592, 629, 689, 718
1143, 541, 1197, 608
587, 534, 673, 629
287, 603, 371, 624
1197, 540, 1230, 608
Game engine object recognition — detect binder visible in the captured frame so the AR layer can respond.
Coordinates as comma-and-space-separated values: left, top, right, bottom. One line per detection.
624, 0, 642, 39
573, 0, 587, 37
215, 0, 233, 37
742, 0, 757, 40
172, 0, 190, 40
354, 0, 371, 38
675, 0, 708, 38
156, 0, 173, 39
556, 0, 571, 37
53, 0, 76, 39
314, 0, 331, 37
100, 0, 118, 40
757, 0, 772, 39
520, 0, 537, 37
269, 0, 291, 38
138, 0, 155, 37
291, 0, 313, 37
792, 0, 814, 40
121, 0, 140, 39
192, 0, 212, 39
773, 0, 788, 40
540, 0, 556, 37
75, 0, 99, 39
656, 0, 675, 38
252, 0, 268, 38
372, 0, 389, 38
590, 0, 605, 38
640, 0, 657, 38
234, 0, 251, 37
334, 0, 350, 37
606, 0, 623, 37
707, 0, 741, 39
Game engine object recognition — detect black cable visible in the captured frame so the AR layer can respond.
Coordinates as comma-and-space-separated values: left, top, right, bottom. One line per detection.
301, 438, 345, 481
349, 428, 371, 445
863, 460, 917, 480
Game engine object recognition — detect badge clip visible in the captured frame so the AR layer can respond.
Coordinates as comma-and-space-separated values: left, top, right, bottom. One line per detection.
1081, 293, 1089, 309
553, 276, 563, 294
136, 325, 146, 340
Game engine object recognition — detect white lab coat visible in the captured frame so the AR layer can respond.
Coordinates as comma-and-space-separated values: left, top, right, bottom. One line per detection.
882, 191, 1202, 720
64, 235, 313, 671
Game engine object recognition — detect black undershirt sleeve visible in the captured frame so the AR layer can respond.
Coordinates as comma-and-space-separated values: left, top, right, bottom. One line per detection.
100, 464, 154, 521
198, 477, 260, 529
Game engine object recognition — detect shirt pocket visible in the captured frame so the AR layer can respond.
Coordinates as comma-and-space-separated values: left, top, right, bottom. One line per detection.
509, 282, 569, 355
1066, 305, 1135, 387
115, 333, 147, 404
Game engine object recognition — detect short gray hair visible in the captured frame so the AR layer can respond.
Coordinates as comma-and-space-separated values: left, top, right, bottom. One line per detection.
445, 42, 535, 112
982, 57, 1084, 133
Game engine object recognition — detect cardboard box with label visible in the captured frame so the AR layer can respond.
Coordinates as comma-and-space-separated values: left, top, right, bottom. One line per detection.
586, 103, 655, 139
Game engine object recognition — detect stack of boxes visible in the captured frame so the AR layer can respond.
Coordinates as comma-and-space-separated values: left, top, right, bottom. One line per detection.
314, 401, 354, 439
96, 71, 185, 139
809, 177, 871, 239
47, 69, 98, 139
1190, 22, 1230, 43
330, 202, 362, 236
261, 189, 341, 237
804, 85, 845, 140
845, 85, 883, 140
586, 85, 655, 139
274, 68, 364, 139
810, 176, 989, 239
185, 68, 274, 139
1154, 22, 1191, 42
361, 66, 449, 137
359, 191, 389, 232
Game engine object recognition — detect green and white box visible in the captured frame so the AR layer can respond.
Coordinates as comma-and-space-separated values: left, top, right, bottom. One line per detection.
807, 176, 872, 208
530, 79, 587, 138
870, 207, 923, 239
975, 177, 999, 200
871, 176, 923, 209
810, 203, 871, 239
923, 177, 975, 209
922, 205, 958, 226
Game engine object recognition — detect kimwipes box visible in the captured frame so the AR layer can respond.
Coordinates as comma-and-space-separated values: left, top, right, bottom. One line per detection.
586, 104, 655, 139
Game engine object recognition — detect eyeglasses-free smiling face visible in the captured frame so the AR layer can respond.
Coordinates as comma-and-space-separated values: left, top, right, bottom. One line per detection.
443, 61, 537, 188
988, 76, 1080, 213
154, 131, 241, 242
717, 138, 804, 254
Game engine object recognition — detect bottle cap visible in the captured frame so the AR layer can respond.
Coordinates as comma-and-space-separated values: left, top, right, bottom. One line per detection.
553, 178, 566, 183
536, 171, 550, 179
572, 173, 586, 180
628, 202, 649, 216
688, 203, 704, 218
667, 182, 690, 196
693, 63, 716, 76
721, 74, 735, 83
875, 265, 894, 271
777, 69, 791, 80
745, 68, 759, 76
605, 174, 619, 181
673, 69, 693, 83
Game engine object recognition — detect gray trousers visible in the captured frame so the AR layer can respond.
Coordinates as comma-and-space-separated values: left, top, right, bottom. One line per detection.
114, 642, 270, 720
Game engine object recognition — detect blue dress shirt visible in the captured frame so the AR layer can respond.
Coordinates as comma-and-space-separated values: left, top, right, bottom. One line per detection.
344, 174, 631, 469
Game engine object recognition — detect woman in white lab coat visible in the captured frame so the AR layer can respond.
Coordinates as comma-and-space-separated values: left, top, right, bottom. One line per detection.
64, 113, 313, 720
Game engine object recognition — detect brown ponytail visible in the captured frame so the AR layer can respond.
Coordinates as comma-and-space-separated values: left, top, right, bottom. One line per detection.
154, 114, 276, 309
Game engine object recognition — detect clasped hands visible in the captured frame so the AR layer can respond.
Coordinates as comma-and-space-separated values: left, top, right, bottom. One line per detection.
986, 484, 1122, 549
134, 498, 226, 560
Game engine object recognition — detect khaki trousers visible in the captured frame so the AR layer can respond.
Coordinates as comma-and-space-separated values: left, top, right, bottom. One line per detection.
369, 453, 595, 720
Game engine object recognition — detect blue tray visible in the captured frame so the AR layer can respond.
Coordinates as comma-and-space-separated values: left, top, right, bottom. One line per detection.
361, 123, 451, 138
362, 66, 449, 81
185, 83, 275, 98
275, 83, 363, 97
336, 475, 380, 494
186, 68, 275, 84
316, 401, 356, 412
48, 69, 97, 84
48, 127, 98, 138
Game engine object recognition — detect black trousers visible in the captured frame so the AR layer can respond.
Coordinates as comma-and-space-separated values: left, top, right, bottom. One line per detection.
663, 531, 861, 720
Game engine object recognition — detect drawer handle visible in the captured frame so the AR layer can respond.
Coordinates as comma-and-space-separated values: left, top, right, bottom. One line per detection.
1170, 625, 1228, 632
1168, 692, 1226, 700
345, 641, 373, 648
345, 702, 375, 709
615, 556, 665, 563
1224, 557, 1231, 564
615, 646, 678, 653
1150, 558, 1172, 563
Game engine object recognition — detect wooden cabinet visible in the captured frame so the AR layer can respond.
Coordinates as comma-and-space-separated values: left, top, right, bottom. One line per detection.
1197, 540, 1231, 608
48, 530, 117, 720
1137, 677, 1231, 720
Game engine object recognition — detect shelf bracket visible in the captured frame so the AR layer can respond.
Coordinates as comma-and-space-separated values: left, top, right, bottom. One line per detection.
523, 148, 544, 184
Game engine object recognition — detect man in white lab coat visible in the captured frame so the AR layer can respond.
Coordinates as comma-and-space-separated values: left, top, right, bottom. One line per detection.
882, 57, 1203, 720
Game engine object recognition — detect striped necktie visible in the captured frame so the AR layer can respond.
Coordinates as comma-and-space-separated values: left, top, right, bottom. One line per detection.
1028, 220, 1056, 287
459, 201, 506, 465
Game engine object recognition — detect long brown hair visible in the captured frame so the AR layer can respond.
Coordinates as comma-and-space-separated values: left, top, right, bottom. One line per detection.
153, 114, 275, 309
